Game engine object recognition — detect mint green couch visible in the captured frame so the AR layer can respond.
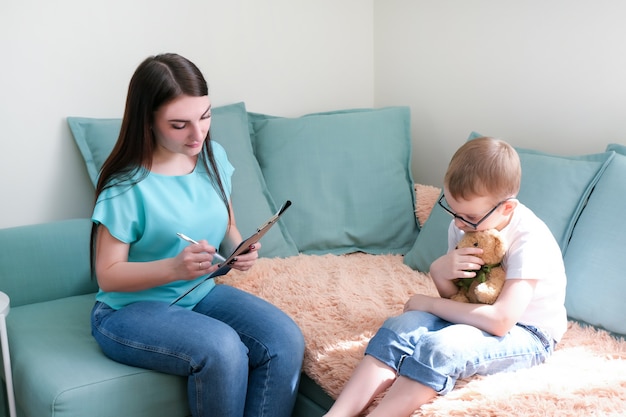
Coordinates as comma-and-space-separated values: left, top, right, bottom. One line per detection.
0, 218, 332, 417
1, 102, 625, 416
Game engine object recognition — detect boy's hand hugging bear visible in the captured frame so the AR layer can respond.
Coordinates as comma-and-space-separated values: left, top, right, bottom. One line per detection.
451, 229, 507, 305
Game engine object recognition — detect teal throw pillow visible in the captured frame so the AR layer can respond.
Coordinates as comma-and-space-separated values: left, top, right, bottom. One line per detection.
67, 117, 120, 186
251, 106, 418, 255
515, 147, 614, 251
68, 102, 298, 258
564, 145, 625, 335
403, 132, 614, 272
402, 193, 448, 273
209, 103, 298, 258
606, 142, 626, 154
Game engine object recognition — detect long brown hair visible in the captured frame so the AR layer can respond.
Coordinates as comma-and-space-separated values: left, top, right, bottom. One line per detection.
90, 53, 230, 275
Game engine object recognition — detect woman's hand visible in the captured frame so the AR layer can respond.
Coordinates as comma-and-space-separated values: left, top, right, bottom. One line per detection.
217, 202, 262, 272
175, 240, 222, 280
227, 242, 261, 272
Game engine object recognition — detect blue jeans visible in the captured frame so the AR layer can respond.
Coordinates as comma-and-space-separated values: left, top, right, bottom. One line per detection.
365, 311, 555, 395
91, 284, 305, 417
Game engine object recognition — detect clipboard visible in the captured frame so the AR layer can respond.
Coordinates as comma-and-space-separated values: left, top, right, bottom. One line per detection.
170, 200, 292, 305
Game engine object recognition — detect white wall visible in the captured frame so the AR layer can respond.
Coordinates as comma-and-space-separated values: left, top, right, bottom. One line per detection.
374, 0, 626, 187
5, 1, 626, 228
0, 0, 375, 228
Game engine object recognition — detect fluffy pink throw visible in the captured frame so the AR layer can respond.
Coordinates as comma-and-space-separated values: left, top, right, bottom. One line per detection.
219, 253, 626, 416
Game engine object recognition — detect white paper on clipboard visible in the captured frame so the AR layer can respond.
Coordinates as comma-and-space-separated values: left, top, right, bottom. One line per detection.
170, 200, 292, 305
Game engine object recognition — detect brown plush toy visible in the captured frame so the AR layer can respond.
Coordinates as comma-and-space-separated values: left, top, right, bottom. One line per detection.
451, 229, 507, 305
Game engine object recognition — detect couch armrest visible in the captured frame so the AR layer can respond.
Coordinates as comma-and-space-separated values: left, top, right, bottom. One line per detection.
0, 218, 97, 307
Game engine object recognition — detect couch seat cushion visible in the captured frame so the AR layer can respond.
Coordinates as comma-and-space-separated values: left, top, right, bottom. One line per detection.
7, 294, 189, 417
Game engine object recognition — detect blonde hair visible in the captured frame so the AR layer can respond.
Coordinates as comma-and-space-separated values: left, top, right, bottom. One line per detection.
444, 137, 521, 201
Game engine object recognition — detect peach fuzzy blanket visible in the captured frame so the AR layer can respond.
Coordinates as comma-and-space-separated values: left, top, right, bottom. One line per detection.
218, 253, 626, 416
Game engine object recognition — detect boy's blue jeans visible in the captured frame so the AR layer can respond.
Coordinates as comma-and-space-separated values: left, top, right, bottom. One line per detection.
365, 310, 555, 395
91, 284, 305, 417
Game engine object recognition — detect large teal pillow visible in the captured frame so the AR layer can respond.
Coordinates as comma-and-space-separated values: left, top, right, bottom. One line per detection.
564, 145, 625, 335
251, 106, 418, 255
404, 133, 614, 272
68, 102, 298, 258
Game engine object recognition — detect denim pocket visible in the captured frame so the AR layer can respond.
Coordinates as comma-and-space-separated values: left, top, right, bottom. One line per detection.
91, 301, 114, 328
516, 323, 554, 353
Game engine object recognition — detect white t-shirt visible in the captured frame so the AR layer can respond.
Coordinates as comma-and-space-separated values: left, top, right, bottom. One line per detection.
448, 203, 568, 342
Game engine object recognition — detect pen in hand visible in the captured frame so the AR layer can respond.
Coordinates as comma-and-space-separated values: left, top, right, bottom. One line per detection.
176, 233, 227, 264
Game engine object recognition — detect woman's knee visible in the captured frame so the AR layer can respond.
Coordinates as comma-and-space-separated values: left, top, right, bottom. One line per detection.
199, 322, 247, 354
190, 326, 249, 377
266, 316, 305, 366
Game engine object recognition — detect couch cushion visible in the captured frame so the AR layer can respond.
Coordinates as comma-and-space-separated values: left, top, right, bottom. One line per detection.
404, 134, 614, 272
68, 102, 298, 259
7, 294, 189, 417
564, 145, 625, 335
251, 107, 418, 255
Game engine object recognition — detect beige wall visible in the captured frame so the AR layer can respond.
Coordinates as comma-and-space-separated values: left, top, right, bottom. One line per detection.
0, 0, 375, 228
375, 0, 626, 187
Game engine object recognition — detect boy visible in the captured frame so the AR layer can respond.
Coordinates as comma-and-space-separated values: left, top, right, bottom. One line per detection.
324, 137, 567, 417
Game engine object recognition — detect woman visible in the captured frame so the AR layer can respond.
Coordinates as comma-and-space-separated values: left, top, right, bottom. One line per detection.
90, 53, 304, 417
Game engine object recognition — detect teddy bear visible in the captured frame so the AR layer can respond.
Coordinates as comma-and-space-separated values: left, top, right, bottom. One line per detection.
450, 229, 507, 305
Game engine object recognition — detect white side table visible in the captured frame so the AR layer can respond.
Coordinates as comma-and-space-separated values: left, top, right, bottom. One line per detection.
0, 292, 16, 417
